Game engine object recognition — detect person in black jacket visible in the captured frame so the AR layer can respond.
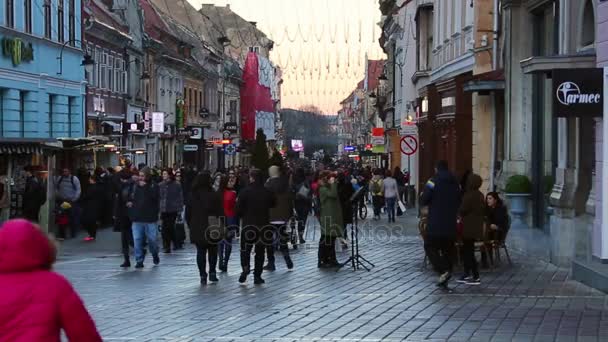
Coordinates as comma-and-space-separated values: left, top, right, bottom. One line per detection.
337, 171, 354, 249
127, 168, 160, 269
186, 171, 224, 285
420, 160, 461, 288
80, 175, 104, 241
115, 170, 136, 267
22, 166, 46, 223
483, 192, 510, 267
236, 169, 276, 285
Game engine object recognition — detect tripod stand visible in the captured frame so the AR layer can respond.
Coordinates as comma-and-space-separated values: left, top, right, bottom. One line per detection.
340, 188, 375, 271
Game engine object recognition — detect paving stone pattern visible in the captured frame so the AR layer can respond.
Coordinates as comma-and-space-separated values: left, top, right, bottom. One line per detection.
56, 214, 608, 342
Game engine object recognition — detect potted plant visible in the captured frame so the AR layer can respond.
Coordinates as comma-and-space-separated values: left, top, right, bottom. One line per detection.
504, 175, 532, 226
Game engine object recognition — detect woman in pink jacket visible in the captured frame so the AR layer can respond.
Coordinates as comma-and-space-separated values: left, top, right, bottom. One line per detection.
0, 219, 102, 342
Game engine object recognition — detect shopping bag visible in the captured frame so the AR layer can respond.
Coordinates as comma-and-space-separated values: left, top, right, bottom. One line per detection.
397, 200, 406, 213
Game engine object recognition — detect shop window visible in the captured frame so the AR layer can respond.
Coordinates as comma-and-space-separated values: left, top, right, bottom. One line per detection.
44, 0, 52, 39
19, 91, 25, 137
57, 0, 64, 43
68, 96, 75, 137
24, 0, 32, 33
5, 0, 14, 28
581, 0, 595, 48
48, 95, 54, 137
0, 89, 4, 136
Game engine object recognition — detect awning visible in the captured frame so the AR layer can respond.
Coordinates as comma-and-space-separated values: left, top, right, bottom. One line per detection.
520, 53, 596, 75
0, 138, 59, 155
101, 121, 122, 132
464, 69, 505, 93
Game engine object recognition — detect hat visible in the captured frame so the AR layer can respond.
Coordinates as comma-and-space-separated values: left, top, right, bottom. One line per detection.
60, 202, 72, 210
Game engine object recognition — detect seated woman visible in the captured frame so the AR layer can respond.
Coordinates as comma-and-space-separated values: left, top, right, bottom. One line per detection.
482, 192, 509, 267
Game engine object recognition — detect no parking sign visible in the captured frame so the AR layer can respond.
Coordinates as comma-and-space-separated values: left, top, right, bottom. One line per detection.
400, 135, 418, 156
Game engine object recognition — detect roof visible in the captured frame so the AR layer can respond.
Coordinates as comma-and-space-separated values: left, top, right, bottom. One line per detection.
89, 0, 129, 35
356, 60, 386, 90
139, 0, 170, 41
148, 0, 225, 53
200, 4, 274, 49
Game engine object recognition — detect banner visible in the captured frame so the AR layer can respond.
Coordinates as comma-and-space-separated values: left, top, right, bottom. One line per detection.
241, 52, 275, 141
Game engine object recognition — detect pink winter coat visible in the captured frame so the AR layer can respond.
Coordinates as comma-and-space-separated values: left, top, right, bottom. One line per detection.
0, 219, 102, 342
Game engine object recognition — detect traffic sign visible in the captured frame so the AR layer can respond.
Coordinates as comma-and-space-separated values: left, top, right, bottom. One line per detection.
223, 130, 231, 139
400, 135, 418, 156
224, 143, 237, 155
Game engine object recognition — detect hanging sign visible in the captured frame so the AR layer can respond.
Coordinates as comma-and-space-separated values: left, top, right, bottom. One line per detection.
151, 112, 164, 133
553, 68, 602, 117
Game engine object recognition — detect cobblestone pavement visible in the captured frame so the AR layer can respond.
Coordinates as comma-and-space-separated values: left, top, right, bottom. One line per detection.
55, 213, 608, 342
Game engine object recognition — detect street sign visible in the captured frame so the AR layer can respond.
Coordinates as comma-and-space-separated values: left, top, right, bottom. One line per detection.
400, 135, 418, 156
223, 130, 231, 139
371, 136, 385, 145
183, 144, 199, 152
344, 145, 356, 152
190, 127, 203, 139
224, 143, 237, 155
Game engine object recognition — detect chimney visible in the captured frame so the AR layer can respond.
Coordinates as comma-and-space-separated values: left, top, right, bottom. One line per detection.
226, 4, 230, 10
249, 21, 257, 27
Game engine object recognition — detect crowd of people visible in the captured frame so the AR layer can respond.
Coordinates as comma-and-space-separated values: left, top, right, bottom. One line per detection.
421, 160, 510, 288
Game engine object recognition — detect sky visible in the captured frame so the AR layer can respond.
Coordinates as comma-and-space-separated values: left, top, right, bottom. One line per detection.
188, 0, 386, 114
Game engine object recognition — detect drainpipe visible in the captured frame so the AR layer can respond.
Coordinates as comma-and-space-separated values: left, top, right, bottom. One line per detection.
489, 0, 500, 191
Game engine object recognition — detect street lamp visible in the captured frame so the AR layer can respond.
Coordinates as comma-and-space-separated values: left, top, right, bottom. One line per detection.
57, 39, 95, 75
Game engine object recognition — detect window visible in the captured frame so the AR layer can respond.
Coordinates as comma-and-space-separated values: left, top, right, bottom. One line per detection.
114, 57, 122, 93
5, 0, 14, 28
416, 7, 434, 71
24, 0, 32, 33
68, 0, 75, 45
121, 64, 127, 94
199, 90, 203, 111
108, 54, 114, 92
58, 0, 64, 43
189, 88, 193, 115
44, 0, 52, 39
581, 0, 595, 48
100, 51, 108, 89
85, 45, 92, 84
94, 47, 100, 87
67, 97, 74, 137
249, 46, 260, 53
229, 100, 237, 115
19, 91, 25, 137
0, 89, 4, 135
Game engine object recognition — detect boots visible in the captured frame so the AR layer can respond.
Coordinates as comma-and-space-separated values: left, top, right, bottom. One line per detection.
299, 231, 306, 244
285, 255, 294, 270
120, 256, 131, 268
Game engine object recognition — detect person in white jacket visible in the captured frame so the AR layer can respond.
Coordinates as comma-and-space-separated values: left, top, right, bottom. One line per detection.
383, 170, 399, 223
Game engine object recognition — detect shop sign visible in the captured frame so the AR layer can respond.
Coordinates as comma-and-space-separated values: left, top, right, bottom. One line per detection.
553, 68, 602, 117
224, 122, 238, 133
1, 37, 34, 66
151, 112, 164, 133
189, 127, 203, 139
183, 144, 198, 152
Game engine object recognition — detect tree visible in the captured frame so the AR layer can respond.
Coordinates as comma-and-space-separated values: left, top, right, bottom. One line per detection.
251, 129, 269, 173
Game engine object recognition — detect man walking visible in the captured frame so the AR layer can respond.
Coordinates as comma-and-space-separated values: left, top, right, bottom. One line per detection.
55, 168, 81, 238
420, 160, 461, 288
264, 166, 294, 271
127, 168, 160, 268
236, 169, 276, 284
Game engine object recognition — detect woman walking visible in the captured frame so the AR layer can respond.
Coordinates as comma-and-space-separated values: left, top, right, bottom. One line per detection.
80, 175, 104, 241
370, 170, 384, 220
115, 170, 135, 267
218, 175, 238, 272
457, 173, 485, 285
293, 168, 312, 244
383, 170, 399, 223
186, 171, 224, 284
0, 219, 102, 341
318, 172, 343, 268
337, 171, 354, 248
159, 169, 184, 254
483, 192, 509, 267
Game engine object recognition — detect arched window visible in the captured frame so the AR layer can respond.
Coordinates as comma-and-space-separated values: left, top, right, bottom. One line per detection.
581, 0, 595, 48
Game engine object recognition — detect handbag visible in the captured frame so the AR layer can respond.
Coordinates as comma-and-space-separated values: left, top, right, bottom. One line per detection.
397, 200, 406, 213
296, 184, 310, 199
206, 216, 227, 244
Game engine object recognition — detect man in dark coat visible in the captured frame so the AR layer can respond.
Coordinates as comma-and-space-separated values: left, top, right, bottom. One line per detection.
22, 166, 46, 222
337, 171, 354, 247
420, 160, 461, 287
236, 169, 276, 285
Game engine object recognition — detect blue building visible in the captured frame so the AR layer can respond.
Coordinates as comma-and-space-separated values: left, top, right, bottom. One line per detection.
0, 0, 85, 139
0, 0, 86, 225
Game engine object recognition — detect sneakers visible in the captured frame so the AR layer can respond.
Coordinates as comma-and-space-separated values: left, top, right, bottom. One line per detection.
466, 278, 481, 286
153, 254, 160, 265
84, 236, 95, 242
254, 276, 265, 285
438, 271, 452, 286
263, 264, 276, 271
238, 269, 250, 284
208, 274, 219, 282
219, 264, 228, 273
285, 257, 294, 270
120, 260, 131, 268
135, 262, 144, 269
200, 277, 207, 285
456, 275, 472, 284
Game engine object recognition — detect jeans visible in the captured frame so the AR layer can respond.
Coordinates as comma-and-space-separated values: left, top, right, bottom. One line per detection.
218, 216, 238, 268
132, 222, 159, 263
160, 212, 178, 251
372, 196, 384, 217
196, 242, 218, 278
266, 223, 291, 266
424, 237, 455, 275
385, 197, 396, 221
118, 216, 133, 260
462, 239, 480, 278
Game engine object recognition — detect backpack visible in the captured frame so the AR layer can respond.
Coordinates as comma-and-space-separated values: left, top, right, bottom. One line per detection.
56, 175, 77, 191
371, 179, 382, 194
